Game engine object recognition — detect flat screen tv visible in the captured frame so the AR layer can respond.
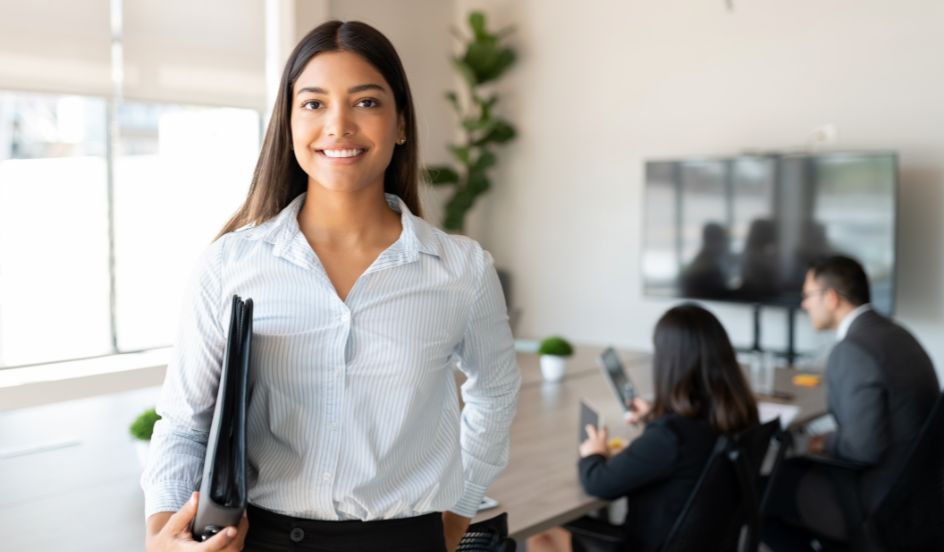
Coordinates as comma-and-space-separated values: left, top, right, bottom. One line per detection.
642, 152, 897, 315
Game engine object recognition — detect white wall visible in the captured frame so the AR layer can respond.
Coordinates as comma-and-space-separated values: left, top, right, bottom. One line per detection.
450, 0, 944, 380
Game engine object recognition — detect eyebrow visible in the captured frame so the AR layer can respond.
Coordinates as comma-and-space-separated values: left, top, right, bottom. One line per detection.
296, 83, 388, 96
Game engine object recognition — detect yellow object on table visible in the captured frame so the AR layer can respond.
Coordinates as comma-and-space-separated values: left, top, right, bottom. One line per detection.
792, 374, 823, 387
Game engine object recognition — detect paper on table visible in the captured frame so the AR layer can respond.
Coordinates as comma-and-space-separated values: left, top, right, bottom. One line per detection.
758, 401, 801, 429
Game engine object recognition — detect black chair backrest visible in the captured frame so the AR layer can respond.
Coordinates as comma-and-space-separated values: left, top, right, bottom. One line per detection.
661, 419, 779, 552
870, 391, 944, 548
457, 512, 516, 552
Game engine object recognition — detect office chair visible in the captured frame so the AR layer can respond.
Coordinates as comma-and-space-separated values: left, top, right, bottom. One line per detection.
770, 392, 944, 552
457, 512, 517, 552
567, 419, 781, 552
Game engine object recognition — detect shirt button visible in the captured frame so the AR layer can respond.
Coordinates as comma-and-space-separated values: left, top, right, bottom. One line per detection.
339, 311, 350, 323
322, 472, 332, 481
289, 527, 305, 543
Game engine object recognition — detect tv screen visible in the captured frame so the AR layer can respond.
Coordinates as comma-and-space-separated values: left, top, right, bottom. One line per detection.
642, 152, 897, 314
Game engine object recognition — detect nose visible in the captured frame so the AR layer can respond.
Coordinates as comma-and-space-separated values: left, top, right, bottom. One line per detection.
325, 104, 355, 138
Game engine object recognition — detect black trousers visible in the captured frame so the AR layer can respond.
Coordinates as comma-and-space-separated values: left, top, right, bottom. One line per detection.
244, 504, 447, 552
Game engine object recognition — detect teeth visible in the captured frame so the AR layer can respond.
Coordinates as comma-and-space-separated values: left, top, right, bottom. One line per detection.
322, 148, 363, 158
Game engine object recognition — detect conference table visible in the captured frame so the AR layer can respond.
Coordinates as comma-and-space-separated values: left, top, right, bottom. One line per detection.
470, 346, 827, 543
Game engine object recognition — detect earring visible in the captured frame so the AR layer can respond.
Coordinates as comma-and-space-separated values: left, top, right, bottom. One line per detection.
397, 137, 407, 145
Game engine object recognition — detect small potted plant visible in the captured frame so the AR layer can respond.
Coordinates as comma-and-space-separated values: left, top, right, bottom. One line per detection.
129, 407, 161, 468
538, 336, 574, 382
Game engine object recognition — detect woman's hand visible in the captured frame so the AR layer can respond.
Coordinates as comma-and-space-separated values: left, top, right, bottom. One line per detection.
625, 397, 652, 426
145, 492, 249, 552
579, 424, 610, 458
806, 434, 827, 455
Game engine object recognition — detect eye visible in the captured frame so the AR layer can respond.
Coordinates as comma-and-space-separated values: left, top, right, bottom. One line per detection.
301, 99, 323, 110
356, 98, 379, 108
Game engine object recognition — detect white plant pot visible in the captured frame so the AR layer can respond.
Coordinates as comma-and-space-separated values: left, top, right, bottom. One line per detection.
540, 355, 568, 382
135, 440, 150, 469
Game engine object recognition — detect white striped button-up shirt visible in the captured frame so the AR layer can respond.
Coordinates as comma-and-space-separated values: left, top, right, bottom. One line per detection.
141, 193, 520, 521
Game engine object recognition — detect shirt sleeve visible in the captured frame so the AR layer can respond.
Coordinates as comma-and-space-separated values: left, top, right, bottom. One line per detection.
449, 248, 521, 517
578, 420, 679, 500
140, 241, 226, 519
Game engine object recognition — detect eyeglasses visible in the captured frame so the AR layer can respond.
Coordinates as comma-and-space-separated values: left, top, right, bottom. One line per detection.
801, 288, 827, 301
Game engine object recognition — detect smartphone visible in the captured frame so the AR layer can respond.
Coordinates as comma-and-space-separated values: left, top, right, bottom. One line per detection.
579, 400, 601, 444
478, 496, 499, 511
597, 347, 637, 413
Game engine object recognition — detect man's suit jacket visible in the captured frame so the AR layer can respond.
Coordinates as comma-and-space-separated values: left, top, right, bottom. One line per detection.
824, 308, 940, 511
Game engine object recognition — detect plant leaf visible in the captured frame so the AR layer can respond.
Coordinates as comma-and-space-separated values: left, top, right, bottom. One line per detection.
444, 187, 476, 232
468, 11, 489, 42
448, 145, 471, 165
467, 170, 491, 195
424, 165, 460, 186
451, 57, 478, 88
445, 91, 461, 114
471, 150, 497, 172
475, 120, 517, 146
462, 116, 492, 132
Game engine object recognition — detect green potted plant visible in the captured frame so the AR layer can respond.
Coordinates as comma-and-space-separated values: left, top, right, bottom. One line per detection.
538, 336, 574, 382
424, 11, 517, 233
129, 407, 160, 467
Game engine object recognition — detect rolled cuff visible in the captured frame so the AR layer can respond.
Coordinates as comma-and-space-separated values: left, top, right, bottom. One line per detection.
143, 481, 196, 520
449, 480, 489, 518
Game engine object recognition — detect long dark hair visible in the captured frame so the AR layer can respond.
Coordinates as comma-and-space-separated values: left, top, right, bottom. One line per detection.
218, 20, 422, 238
648, 304, 759, 434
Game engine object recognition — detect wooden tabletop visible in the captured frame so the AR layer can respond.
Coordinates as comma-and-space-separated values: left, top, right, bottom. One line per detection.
472, 346, 826, 540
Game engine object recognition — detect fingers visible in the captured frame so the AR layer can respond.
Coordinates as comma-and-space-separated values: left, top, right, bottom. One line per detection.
199, 511, 248, 552
199, 525, 239, 552
232, 512, 250, 550
165, 492, 199, 535
585, 424, 597, 440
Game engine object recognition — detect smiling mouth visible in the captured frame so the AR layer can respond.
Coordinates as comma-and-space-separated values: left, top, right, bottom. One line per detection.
318, 148, 366, 158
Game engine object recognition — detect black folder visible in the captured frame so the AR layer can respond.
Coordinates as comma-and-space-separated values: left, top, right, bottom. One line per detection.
192, 295, 253, 541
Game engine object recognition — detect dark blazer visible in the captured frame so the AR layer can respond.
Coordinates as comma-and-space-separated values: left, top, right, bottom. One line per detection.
578, 414, 717, 552
823, 308, 940, 510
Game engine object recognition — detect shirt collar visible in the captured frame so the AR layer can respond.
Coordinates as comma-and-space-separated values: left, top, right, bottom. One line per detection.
837, 303, 872, 340
383, 193, 441, 259
256, 192, 441, 267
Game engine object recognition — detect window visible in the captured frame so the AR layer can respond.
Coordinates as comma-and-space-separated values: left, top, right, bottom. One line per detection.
0, 91, 260, 368
0, 92, 111, 366
113, 102, 258, 351
0, 0, 265, 369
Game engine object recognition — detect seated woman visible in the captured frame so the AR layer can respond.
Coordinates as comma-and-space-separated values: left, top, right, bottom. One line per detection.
529, 303, 759, 552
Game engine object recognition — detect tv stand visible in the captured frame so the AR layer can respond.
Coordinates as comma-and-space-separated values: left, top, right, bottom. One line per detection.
745, 303, 799, 366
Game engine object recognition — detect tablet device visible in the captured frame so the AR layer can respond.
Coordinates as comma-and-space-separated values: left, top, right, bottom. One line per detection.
579, 400, 600, 444
597, 347, 637, 413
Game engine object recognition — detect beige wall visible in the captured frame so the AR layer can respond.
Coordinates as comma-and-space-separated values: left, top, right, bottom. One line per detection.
449, 0, 944, 380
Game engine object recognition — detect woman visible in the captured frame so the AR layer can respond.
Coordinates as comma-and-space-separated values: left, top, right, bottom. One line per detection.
530, 304, 759, 552
142, 21, 519, 552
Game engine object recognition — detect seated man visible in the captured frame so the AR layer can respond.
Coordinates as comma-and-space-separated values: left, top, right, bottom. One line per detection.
765, 255, 940, 542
